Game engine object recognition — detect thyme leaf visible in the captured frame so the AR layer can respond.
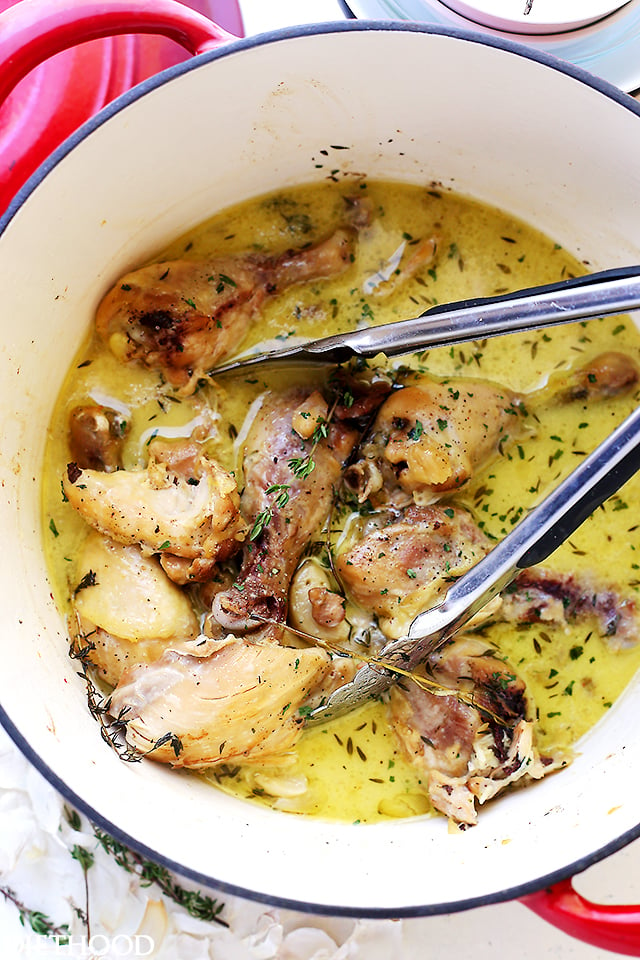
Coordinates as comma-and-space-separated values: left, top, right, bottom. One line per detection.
151, 731, 184, 758
288, 455, 316, 480
249, 506, 273, 541
93, 829, 228, 925
0, 887, 71, 941
73, 570, 97, 595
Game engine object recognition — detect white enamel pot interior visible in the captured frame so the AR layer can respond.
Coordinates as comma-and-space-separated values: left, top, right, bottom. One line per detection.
2, 19, 640, 918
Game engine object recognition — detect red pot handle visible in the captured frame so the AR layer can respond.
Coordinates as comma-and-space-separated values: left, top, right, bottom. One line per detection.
0, 0, 238, 106
522, 878, 640, 956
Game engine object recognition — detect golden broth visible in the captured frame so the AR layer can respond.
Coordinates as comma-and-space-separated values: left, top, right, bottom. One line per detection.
42, 179, 640, 823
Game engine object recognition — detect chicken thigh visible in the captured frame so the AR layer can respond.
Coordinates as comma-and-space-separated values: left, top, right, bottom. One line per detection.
109, 636, 331, 767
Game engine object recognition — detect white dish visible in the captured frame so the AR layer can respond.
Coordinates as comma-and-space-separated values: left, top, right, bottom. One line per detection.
345, 0, 640, 91
438, 0, 630, 35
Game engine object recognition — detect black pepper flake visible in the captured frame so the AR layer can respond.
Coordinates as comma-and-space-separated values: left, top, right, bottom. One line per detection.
74, 570, 97, 595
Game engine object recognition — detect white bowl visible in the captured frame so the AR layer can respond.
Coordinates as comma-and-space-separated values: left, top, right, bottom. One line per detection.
438, 0, 628, 35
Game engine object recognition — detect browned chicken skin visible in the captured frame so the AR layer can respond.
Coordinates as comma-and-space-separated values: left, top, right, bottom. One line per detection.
96, 229, 355, 396
501, 568, 638, 646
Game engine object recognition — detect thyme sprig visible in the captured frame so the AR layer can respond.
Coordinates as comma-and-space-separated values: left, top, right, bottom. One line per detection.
68, 630, 140, 762
288, 402, 335, 480
68, 615, 183, 762
70, 844, 93, 933
93, 829, 228, 926
254, 616, 508, 726
249, 483, 292, 541
0, 886, 71, 941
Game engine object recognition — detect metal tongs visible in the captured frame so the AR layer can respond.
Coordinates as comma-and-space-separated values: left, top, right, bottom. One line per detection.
306, 403, 640, 724
210, 265, 640, 375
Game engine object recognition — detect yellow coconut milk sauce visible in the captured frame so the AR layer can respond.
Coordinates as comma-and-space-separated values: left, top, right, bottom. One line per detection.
42, 179, 640, 823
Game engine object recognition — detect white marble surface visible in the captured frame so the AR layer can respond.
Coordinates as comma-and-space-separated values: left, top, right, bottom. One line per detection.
240, 0, 347, 33
1, 1, 639, 957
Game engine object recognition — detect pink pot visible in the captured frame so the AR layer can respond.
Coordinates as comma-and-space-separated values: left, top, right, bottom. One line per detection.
1, 1, 640, 953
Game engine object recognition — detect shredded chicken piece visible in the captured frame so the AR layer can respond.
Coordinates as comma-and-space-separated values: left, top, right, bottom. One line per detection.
68, 404, 129, 472
390, 636, 564, 825
109, 636, 331, 768
70, 532, 200, 686
210, 389, 358, 633
63, 437, 246, 581
96, 229, 355, 396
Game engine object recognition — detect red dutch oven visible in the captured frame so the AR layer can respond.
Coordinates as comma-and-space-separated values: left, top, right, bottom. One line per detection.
0, 0, 243, 211
1, 1, 640, 954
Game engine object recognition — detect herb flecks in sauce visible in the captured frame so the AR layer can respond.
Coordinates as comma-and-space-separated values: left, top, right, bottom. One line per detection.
42, 180, 640, 824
